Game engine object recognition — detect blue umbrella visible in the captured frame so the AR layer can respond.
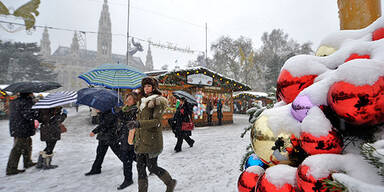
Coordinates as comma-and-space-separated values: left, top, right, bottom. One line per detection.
78, 64, 147, 89
76, 88, 122, 112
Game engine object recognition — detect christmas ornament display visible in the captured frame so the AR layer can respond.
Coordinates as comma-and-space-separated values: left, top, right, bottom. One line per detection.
276, 70, 317, 104
296, 165, 330, 192
251, 116, 291, 166
299, 131, 343, 155
327, 76, 384, 125
372, 27, 384, 41
244, 154, 269, 170
237, 166, 265, 192
290, 95, 314, 122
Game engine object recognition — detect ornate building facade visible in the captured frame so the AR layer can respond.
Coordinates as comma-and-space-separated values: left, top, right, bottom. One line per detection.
40, 0, 153, 91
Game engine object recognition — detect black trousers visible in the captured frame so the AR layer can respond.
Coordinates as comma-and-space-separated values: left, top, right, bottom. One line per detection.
7, 137, 33, 170
174, 132, 194, 151
91, 140, 122, 171
44, 140, 57, 155
207, 115, 212, 125
136, 153, 166, 180
121, 135, 135, 181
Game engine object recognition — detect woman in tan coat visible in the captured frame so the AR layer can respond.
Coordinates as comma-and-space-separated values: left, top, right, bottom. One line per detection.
126, 77, 176, 192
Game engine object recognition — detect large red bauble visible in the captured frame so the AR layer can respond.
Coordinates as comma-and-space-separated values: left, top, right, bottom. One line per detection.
276, 70, 317, 104
238, 166, 264, 192
256, 174, 295, 192
299, 131, 343, 155
372, 28, 384, 41
344, 53, 370, 63
327, 77, 384, 125
296, 165, 330, 192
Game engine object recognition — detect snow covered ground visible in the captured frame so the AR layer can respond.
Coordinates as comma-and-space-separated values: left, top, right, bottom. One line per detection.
0, 107, 249, 192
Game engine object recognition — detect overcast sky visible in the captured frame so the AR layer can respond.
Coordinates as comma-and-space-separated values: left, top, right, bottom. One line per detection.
2, 0, 384, 70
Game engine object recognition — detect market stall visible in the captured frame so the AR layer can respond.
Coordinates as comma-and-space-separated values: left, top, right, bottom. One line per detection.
232, 91, 272, 114
146, 67, 251, 128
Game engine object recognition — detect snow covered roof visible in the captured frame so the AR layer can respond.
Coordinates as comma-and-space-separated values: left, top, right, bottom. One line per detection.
155, 66, 251, 92
233, 91, 268, 99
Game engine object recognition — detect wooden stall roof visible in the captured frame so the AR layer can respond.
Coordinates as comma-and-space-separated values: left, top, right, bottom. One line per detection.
146, 67, 251, 92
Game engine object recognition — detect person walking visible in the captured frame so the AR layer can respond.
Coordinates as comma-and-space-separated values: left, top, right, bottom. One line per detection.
85, 108, 122, 176
6, 92, 37, 175
217, 98, 223, 125
127, 77, 176, 192
206, 99, 213, 126
173, 97, 195, 153
36, 107, 67, 169
115, 92, 138, 190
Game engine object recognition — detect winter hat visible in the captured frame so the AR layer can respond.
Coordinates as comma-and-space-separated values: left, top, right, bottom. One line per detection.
141, 77, 158, 89
141, 77, 162, 96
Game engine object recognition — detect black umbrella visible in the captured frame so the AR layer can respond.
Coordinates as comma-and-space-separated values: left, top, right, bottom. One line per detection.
173, 90, 198, 106
76, 88, 122, 112
4, 82, 62, 93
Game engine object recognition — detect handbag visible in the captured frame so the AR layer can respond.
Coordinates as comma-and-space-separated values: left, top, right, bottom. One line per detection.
181, 120, 194, 131
59, 124, 67, 133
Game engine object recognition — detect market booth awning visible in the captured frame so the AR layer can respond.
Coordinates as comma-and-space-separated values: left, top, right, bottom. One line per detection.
146, 67, 251, 127
154, 67, 251, 92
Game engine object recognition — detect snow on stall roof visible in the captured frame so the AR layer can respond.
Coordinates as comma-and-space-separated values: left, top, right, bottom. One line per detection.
302, 154, 384, 186
233, 91, 268, 98
262, 104, 301, 137
157, 66, 251, 90
318, 16, 384, 50
265, 164, 297, 188
301, 106, 332, 137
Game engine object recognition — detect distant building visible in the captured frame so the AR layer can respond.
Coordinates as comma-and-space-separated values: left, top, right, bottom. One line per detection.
40, 0, 154, 91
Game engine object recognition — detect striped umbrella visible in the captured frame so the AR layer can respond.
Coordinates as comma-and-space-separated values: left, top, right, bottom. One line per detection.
78, 64, 147, 89
32, 91, 77, 109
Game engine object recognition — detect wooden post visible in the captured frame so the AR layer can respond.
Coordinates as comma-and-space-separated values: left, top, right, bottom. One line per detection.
338, 0, 381, 30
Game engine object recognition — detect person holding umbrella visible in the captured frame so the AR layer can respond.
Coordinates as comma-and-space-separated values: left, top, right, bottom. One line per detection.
85, 107, 123, 176
6, 92, 38, 175
173, 97, 195, 153
36, 107, 67, 169
127, 77, 176, 192
76, 88, 124, 176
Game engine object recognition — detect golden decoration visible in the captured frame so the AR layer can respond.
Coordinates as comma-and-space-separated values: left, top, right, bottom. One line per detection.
250, 116, 291, 166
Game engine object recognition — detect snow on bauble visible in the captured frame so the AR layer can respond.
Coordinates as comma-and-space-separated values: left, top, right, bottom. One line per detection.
237, 166, 265, 192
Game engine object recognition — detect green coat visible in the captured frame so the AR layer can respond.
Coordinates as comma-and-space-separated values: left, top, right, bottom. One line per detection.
134, 94, 167, 154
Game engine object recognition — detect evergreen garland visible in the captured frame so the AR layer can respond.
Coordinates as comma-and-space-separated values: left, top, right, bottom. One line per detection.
322, 179, 347, 192
361, 143, 384, 179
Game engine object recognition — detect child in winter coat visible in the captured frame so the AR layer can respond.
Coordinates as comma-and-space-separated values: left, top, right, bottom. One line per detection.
115, 92, 138, 190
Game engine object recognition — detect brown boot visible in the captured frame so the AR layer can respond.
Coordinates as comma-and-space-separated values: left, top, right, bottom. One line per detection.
159, 172, 176, 192
138, 179, 148, 192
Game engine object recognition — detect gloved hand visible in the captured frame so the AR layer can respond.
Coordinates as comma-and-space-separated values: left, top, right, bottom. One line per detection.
127, 121, 140, 130
62, 109, 68, 115
112, 106, 121, 114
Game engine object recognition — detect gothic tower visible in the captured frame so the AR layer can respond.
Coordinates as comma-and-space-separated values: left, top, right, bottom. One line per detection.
71, 31, 80, 57
97, 0, 112, 62
145, 44, 153, 71
40, 27, 51, 58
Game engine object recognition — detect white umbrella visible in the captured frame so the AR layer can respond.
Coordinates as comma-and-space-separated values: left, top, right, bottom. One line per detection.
32, 91, 77, 109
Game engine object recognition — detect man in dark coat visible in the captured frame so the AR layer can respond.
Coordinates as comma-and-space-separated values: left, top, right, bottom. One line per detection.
206, 100, 213, 126
173, 98, 195, 152
6, 92, 37, 175
217, 98, 223, 125
85, 109, 122, 176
